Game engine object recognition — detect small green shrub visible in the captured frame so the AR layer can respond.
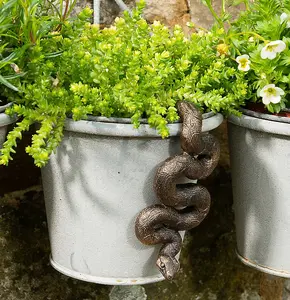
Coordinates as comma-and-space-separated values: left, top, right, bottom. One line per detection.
1, 0, 248, 167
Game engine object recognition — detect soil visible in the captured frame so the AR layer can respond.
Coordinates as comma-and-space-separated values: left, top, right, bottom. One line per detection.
245, 103, 290, 118
0, 96, 8, 107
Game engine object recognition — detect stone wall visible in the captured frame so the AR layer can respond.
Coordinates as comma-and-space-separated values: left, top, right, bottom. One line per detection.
74, 0, 241, 30
0, 1, 287, 299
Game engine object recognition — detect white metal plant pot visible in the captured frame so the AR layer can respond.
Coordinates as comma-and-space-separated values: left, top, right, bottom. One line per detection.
41, 113, 223, 285
0, 103, 16, 148
228, 110, 290, 277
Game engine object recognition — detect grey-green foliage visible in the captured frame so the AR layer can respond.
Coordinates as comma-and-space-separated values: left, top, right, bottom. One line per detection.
0, 0, 76, 99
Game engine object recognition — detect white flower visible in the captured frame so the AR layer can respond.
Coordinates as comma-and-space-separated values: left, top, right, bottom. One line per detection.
236, 54, 251, 71
261, 40, 287, 59
280, 12, 290, 28
258, 84, 285, 105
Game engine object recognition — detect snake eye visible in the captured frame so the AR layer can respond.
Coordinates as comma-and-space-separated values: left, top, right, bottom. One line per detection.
160, 262, 165, 268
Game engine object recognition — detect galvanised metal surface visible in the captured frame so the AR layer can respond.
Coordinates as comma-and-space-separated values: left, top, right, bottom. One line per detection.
0, 103, 16, 148
41, 113, 223, 285
228, 112, 290, 278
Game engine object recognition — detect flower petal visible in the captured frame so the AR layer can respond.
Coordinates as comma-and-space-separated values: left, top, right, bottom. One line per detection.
261, 84, 275, 93
237, 54, 249, 61
266, 51, 277, 60
238, 63, 250, 71
269, 95, 281, 104
262, 96, 271, 105
275, 87, 285, 95
274, 40, 286, 53
281, 12, 288, 22
261, 47, 271, 59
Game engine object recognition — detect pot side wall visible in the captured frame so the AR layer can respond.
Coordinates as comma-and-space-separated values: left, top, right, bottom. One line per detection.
41, 114, 223, 285
0, 107, 16, 148
0, 126, 8, 148
228, 116, 290, 277
42, 132, 180, 284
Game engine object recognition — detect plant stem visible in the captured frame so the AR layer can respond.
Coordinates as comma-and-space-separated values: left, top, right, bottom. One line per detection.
244, 0, 250, 10
0, 34, 18, 40
206, 0, 224, 28
221, 0, 226, 16
228, 31, 267, 42
196, 25, 209, 32
62, 0, 70, 21
59, 0, 63, 21
66, 0, 78, 18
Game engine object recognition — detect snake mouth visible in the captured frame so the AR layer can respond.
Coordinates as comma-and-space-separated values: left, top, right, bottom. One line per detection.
166, 275, 173, 281
157, 268, 174, 281
156, 255, 180, 281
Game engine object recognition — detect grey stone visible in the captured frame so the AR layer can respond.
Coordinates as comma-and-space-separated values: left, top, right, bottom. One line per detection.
75, 0, 191, 29
240, 290, 260, 300
73, 0, 93, 14
109, 286, 147, 300
283, 279, 290, 300
143, 0, 191, 32
73, 0, 135, 25
189, 0, 244, 29
76, 0, 243, 29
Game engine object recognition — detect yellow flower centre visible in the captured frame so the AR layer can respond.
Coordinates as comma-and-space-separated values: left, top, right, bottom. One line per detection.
266, 88, 277, 96
217, 44, 229, 55
239, 58, 248, 67
266, 44, 277, 52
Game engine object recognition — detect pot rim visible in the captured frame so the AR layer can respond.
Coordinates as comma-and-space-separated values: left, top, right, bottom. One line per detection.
0, 102, 12, 113
64, 112, 223, 137
240, 108, 290, 124
228, 109, 290, 136
0, 103, 16, 127
85, 111, 215, 124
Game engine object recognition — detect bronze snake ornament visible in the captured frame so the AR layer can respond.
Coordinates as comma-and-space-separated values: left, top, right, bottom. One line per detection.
135, 101, 220, 281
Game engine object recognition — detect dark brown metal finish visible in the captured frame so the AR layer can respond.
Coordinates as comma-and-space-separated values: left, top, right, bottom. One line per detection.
135, 101, 220, 281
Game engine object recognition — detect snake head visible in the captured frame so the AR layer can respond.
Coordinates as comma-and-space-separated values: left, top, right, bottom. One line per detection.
156, 255, 180, 281
177, 101, 203, 154
177, 101, 201, 123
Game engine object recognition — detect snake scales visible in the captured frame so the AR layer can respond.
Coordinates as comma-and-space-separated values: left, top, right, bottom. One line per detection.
135, 101, 220, 280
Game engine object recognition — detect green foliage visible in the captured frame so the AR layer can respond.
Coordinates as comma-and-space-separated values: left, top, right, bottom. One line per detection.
6, 0, 288, 167
203, 0, 290, 112
1, 1, 248, 166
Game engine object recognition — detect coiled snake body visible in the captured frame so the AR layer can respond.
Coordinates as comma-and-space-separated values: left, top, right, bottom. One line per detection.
135, 101, 220, 280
